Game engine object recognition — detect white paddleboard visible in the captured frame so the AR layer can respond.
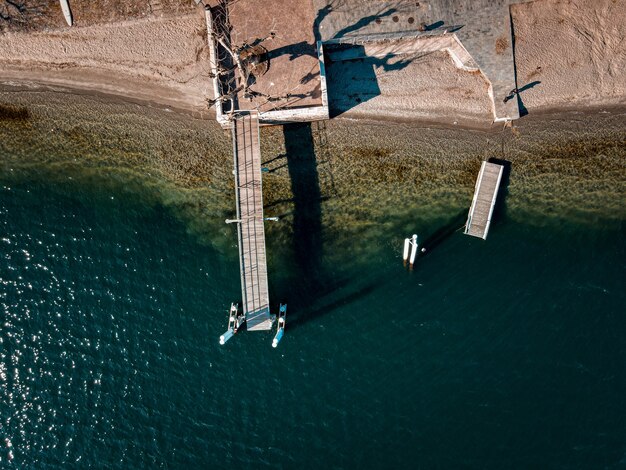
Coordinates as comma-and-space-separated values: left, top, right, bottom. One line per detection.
59, 0, 72, 26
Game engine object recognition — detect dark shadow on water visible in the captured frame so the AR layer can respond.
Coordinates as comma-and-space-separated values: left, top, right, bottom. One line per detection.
488, 158, 512, 223
264, 195, 331, 212
284, 123, 322, 278
419, 209, 467, 257
287, 206, 470, 329
279, 123, 333, 324
262, 153, 286, 166
276, 123, 376, 329
267, 162, 289, 173
288, 282, 379, 331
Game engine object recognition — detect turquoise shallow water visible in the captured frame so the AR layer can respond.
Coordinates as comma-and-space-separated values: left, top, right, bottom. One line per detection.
1, 95, 626, 468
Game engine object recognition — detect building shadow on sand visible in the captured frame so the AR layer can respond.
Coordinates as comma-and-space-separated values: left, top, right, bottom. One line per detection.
313, 5, 416, 116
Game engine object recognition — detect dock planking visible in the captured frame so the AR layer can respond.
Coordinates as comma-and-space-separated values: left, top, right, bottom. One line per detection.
464, 161, 504, 240
232, 113, 273, 331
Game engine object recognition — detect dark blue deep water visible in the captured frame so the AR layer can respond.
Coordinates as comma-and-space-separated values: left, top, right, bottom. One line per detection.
1, 107, 625, 469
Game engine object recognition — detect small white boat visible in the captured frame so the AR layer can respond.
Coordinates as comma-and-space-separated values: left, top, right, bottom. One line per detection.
59, 0, 73, 27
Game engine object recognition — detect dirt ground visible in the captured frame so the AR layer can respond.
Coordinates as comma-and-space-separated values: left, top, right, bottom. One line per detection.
0, 2, 211, 114
0, 0, 195, 32
226, 0, 323, 112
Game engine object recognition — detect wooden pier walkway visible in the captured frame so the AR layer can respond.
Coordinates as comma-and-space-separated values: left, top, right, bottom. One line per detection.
232, 113, 273, 331
464, 161, 504, 240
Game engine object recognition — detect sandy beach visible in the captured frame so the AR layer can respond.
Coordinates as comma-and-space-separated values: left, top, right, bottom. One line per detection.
0, 0, 624, 126
511, 0, 626, 111
0, 3, 212, 116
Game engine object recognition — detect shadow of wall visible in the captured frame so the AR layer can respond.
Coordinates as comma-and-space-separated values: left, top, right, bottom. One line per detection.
325, 46, 381, 117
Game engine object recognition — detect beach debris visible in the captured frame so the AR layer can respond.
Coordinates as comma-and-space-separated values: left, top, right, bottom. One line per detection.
206, 4, 293, 117
59, 0, 72, 26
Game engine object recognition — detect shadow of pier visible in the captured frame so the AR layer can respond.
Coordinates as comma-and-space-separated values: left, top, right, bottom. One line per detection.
277, 123, 369, 330
284, 123, 323, 280
488, 157, 511, 223
278, 123, 327, 323
420, 209, 467, 257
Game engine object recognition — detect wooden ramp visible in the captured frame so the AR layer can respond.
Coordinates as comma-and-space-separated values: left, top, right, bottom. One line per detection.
232, 113, 273, 331
464, 161, 504, 240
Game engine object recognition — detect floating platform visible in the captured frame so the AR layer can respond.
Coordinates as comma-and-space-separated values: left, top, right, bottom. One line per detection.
464, 161, 504, 240
232, 112, 273, 331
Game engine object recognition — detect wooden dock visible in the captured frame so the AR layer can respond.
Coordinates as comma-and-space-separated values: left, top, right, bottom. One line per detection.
464, 161, 504, 240
232, 113, 273, 331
